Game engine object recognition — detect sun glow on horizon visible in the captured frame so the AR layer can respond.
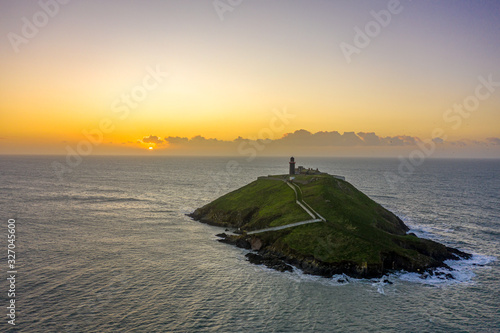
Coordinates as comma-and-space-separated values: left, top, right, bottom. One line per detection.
1, 1, 499, 157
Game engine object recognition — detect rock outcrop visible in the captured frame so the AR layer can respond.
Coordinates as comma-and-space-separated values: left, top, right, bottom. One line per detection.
190, 174, 470, 278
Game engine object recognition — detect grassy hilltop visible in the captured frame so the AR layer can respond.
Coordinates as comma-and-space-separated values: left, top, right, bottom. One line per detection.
190, 174, 469, 278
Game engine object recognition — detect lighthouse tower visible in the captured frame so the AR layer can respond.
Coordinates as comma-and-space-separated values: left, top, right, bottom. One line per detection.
289, 157, 296, 175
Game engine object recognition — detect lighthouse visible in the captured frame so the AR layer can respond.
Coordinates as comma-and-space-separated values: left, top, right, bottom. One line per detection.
289, 157, 296, 175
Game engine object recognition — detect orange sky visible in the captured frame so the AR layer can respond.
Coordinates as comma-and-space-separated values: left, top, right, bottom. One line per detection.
1, 1, 499, 157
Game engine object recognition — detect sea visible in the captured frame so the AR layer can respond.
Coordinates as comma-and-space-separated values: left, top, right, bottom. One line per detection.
0, 156, 498, 332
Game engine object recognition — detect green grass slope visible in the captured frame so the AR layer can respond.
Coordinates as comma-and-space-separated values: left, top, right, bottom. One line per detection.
190, 174, 469, 277
190, 178, 310, 230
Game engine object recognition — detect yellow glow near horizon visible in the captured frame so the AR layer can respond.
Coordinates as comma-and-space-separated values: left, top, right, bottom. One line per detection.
1, 1, 499, 157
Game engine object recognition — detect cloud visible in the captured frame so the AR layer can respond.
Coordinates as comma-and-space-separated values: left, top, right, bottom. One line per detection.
357, 132, 382, 145
142, 135, 163, 144
165, 136, 189, 145
451, 140, 467, 147
486, 137, 500, 145
280, 130, 364, 146
341, 132, 365, 146
164, 135, 229, 146
191, 135, 223, 144
278, 130, 421, 147
449, 139, 489, 147
138, 131, 500, 156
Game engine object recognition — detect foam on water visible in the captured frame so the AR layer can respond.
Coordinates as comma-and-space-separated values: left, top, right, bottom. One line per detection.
2, 156, 499, 332
226, 213, 498, 294
395, 254, 496, 286
251, 260, 394, 295
371, 276, 393, 295
242, 248, 496, 294
285, 268, 354, 287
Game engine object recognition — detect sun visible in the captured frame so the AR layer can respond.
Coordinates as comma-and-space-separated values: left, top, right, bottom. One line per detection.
148, 147, 153, 150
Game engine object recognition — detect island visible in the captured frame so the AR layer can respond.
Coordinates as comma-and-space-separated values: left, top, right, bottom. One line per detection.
189, 158, 470, 278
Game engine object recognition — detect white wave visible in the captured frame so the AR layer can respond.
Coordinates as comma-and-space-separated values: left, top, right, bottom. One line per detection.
395, 254, 496, 286
371, 275, 394, 294
283, 268, 399, 295
250, 252, 496, 293
260, 265, 356, 287
375, 284, 385, 295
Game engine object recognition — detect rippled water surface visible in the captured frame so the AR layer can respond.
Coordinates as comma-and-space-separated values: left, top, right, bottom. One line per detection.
0, 156, 498, 332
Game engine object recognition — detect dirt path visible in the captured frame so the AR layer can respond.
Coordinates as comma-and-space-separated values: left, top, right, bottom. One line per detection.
245, 178, 326, 235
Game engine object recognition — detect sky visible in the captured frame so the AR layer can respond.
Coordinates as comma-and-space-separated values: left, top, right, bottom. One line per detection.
1, 0, 499, 157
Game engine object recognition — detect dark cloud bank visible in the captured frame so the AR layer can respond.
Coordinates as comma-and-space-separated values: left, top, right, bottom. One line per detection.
138, 130, 500, 157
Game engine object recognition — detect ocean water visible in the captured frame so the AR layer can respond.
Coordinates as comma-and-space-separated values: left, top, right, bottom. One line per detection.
0, 156, 498, 332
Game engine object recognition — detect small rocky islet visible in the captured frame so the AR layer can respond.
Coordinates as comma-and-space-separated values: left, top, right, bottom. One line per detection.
189, 159, 470, 279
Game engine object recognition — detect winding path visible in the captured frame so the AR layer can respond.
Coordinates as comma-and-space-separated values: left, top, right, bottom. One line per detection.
247, 218, 323, 235
287, 182, 326, 222
245, 178, 326, 235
